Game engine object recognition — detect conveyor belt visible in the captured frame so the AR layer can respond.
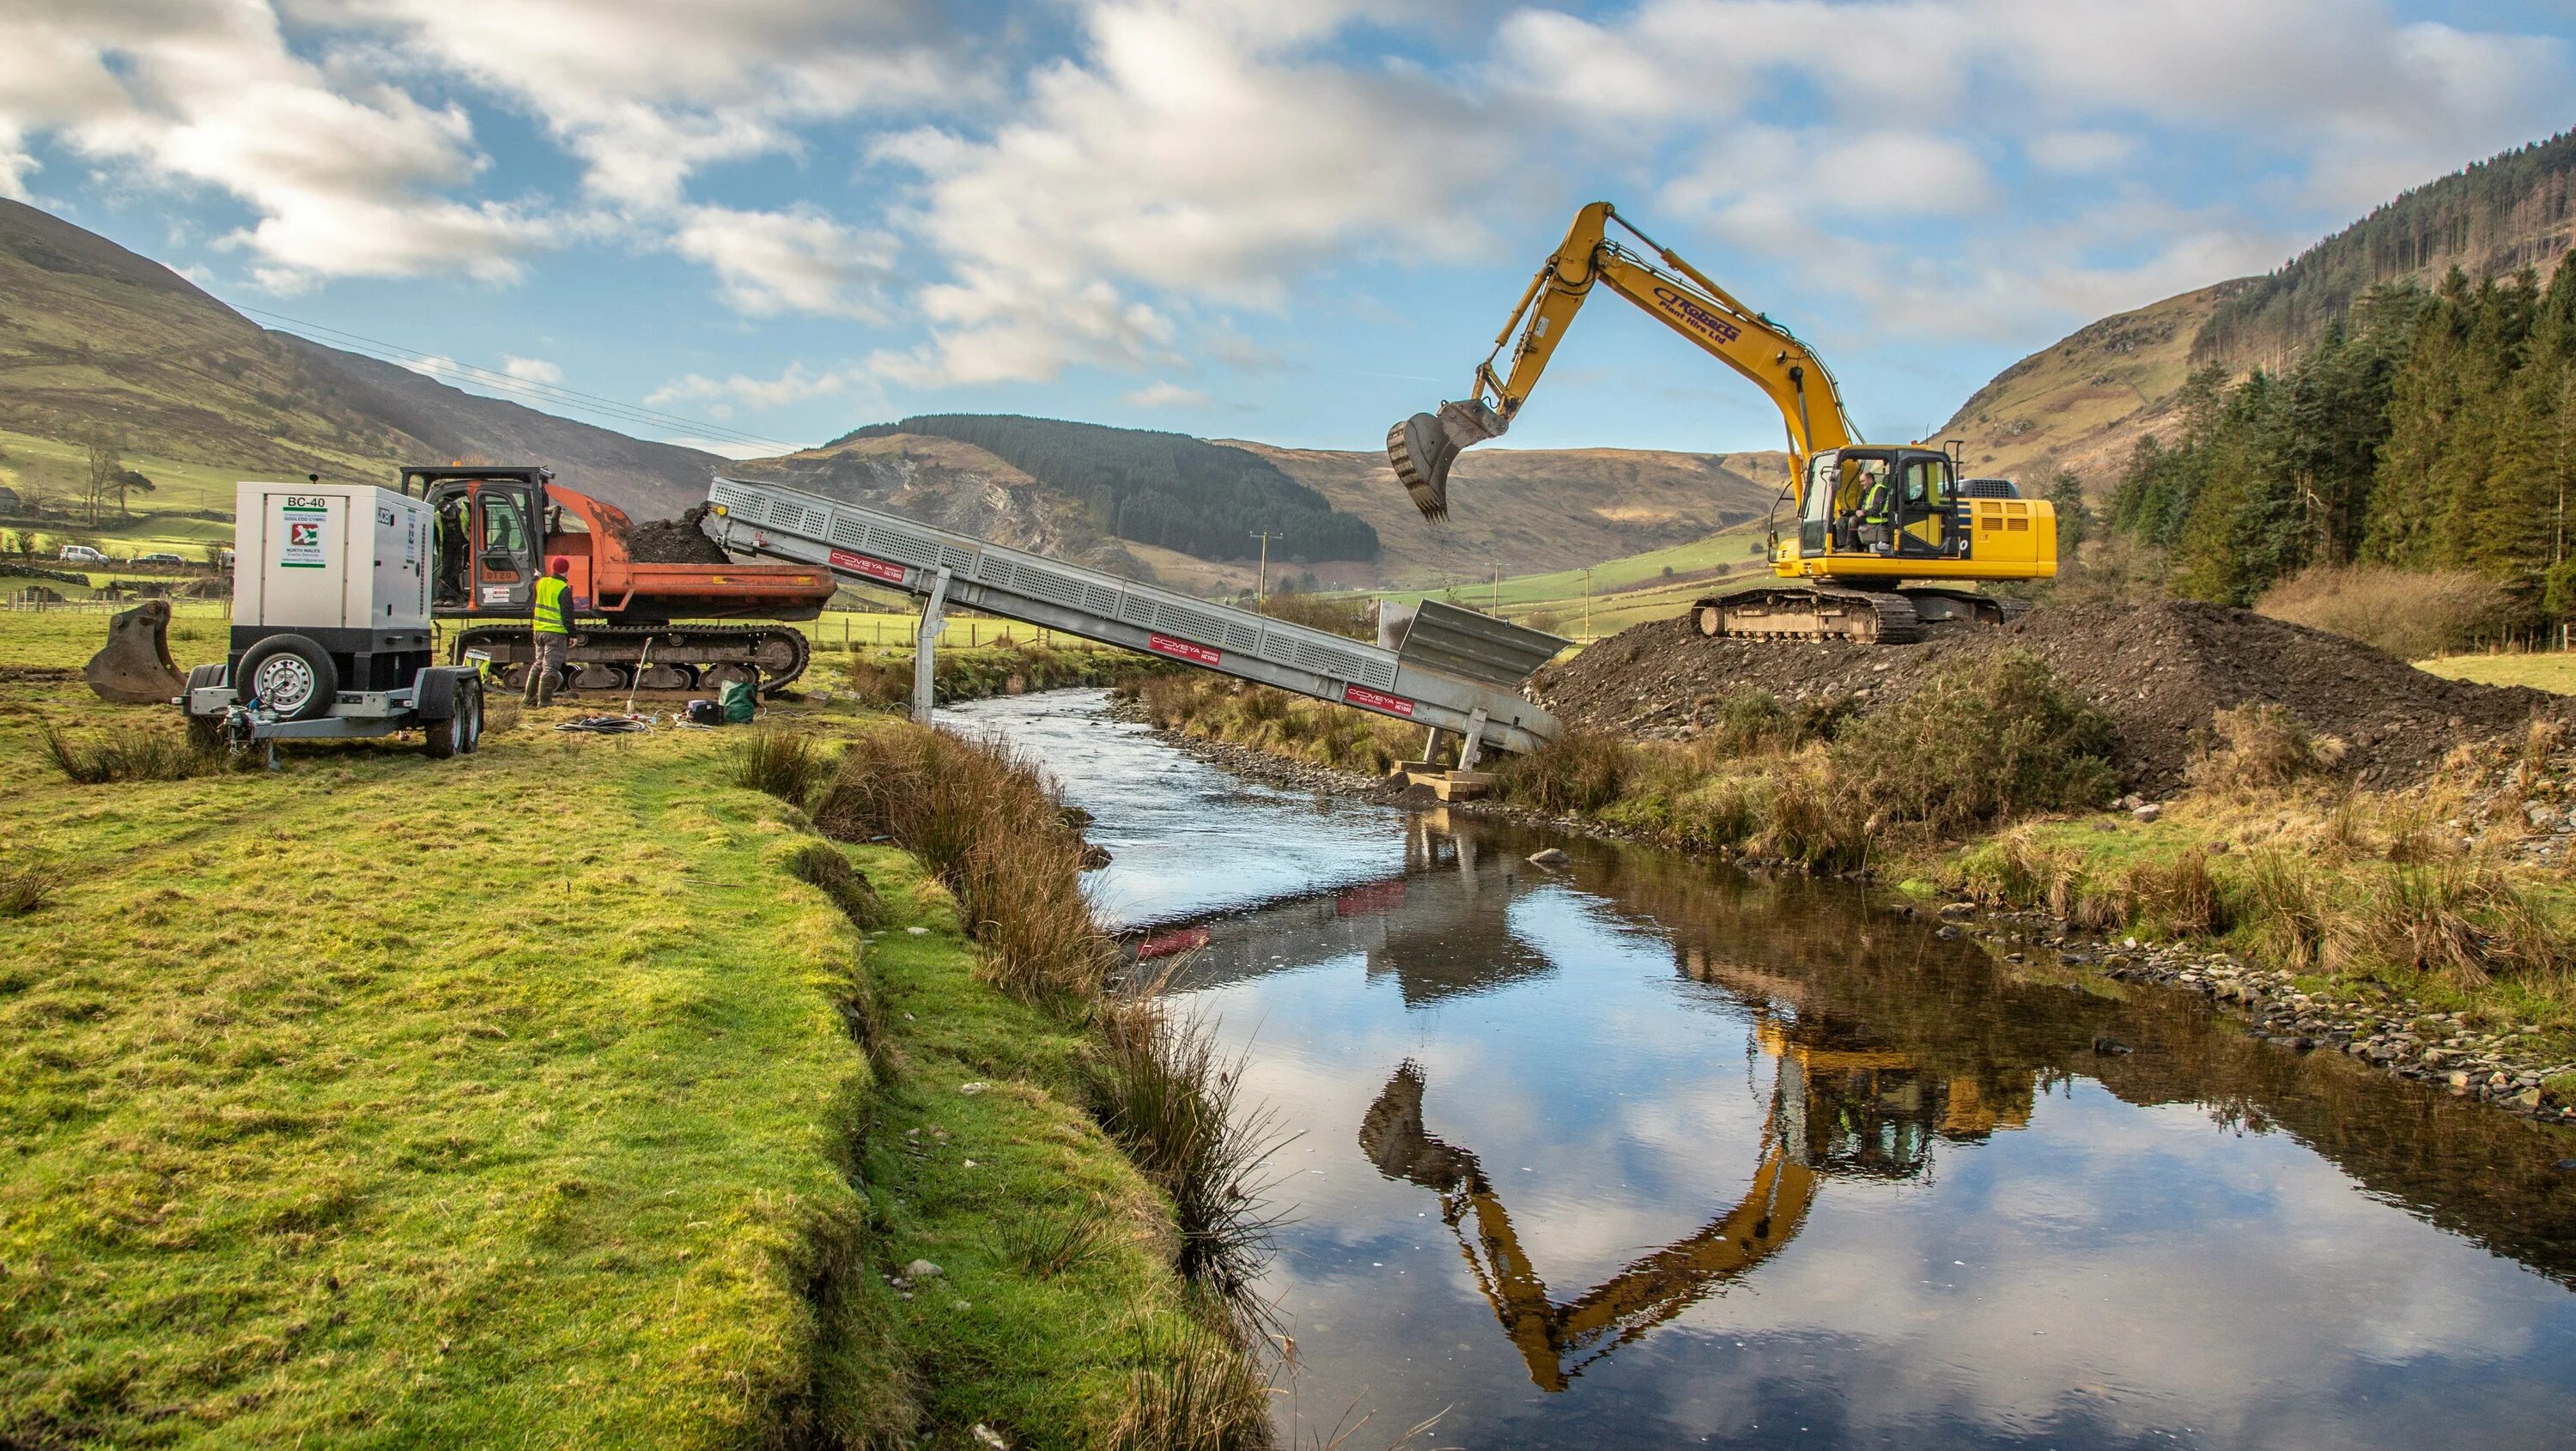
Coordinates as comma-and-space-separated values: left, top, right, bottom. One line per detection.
702, 477, 1566, 756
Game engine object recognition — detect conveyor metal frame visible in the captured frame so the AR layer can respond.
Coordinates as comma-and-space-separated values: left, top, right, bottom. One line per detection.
702, 477, 1566, 755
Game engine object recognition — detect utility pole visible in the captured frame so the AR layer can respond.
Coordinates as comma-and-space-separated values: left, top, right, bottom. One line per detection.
1580, 566, 1595, 643
1490, 562, 1502, 616
1249, 531, 1284, 606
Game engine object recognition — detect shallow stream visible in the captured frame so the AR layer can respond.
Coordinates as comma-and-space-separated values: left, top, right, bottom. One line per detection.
948, 689, 2576, 1449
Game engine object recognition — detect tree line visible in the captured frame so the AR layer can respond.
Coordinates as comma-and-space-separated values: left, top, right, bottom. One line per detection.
837, 414, 1382, 563
2108, 252, 2576, 618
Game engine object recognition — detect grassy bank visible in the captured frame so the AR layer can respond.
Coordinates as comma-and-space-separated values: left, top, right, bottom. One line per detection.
828, 638, 1147, 710
3, 611, 1263, 1446
1131, 659, 2576, 1093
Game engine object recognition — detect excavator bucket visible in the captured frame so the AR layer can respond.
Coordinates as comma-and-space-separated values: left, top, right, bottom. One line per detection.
84, 598, 187, 704
1387, 413, 1458, 521
1386, 399, 1508, 523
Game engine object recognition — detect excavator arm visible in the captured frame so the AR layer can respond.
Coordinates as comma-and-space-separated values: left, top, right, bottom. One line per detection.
1388, 201, 1856, 520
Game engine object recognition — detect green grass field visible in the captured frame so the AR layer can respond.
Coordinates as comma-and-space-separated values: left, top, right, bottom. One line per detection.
2417, 651, 2576, 695
0, 608, 1242, 1448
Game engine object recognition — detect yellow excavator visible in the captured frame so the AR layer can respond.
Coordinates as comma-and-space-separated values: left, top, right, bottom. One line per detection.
1387, 201, 2055, 643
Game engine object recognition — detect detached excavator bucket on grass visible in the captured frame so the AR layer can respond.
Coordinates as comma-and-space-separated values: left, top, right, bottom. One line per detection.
1385, 398, 1508, 523
85, 598, 187, 704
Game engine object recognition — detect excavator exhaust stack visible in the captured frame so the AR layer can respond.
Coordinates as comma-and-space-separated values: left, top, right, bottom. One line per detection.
1386, 399, 1508, 523
84, 599, 187, 704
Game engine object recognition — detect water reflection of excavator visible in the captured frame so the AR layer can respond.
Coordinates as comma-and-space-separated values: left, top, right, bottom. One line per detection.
1386, 201, 2055, 643
1359, 999, 2028, 1392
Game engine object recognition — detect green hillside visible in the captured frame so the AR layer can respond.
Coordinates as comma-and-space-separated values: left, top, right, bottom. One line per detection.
0, 198, 721, 525
2196, 128, 2576, 367
839, 414, 1380, 564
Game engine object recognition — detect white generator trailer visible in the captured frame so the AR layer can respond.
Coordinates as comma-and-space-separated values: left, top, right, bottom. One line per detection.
182, 481, 486, 759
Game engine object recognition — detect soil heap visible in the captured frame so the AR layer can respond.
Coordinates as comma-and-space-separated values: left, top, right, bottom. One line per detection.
1534, 599, 2561, 792
623, 508, 731, 565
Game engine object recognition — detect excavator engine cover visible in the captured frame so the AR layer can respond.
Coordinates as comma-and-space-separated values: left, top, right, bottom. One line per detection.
84, 598, 188, 704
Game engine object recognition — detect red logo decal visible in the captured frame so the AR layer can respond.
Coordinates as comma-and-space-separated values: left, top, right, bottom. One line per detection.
827, 549, 908, 585
1343, 685, 1415, 717
1147, 634, 1222, 666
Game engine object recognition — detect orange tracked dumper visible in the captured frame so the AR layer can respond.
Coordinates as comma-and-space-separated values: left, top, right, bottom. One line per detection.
406, 465, 835, 693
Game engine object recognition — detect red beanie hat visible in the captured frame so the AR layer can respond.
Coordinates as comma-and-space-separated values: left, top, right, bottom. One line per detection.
549, 556, 571, 575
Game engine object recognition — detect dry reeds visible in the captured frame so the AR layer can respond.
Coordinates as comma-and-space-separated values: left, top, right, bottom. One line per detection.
41, 726, 222, 784
730, 726, 826, 807
815, 726, 1115, 1001
1495, 729, 1634, 813
990, 1203, 1115, 1280
1084, 993, 1285, 1308
2256, 563, 2508, 660
2187, 704, 2345, 794
1109, 1307, 1274, 1451
0, 862, 52, 916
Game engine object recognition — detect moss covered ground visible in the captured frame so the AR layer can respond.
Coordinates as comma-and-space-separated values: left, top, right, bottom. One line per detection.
0, 608, 1250, 1448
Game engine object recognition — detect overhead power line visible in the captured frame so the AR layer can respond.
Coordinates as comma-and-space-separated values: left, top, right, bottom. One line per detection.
233, 304, 806, 456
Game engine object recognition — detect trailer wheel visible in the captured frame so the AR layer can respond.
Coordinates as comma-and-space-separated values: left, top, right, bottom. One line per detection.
459, 678, 485, 754
422, 704, 467, 759
237, 634, 337, 721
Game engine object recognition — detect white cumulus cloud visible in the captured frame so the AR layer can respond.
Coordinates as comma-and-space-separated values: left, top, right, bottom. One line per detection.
501, 355, 565, 385
1123, 380, 1209, 409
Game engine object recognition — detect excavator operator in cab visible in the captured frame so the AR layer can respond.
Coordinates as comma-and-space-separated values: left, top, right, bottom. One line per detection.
1856, 460, 1895, 554
526, 555, 574, 707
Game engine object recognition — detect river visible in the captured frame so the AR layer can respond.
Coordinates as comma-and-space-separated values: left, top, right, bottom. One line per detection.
945, 689, 2576, 1450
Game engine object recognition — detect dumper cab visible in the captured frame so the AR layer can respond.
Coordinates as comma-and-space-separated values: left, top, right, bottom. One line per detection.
404, 465, 566, 619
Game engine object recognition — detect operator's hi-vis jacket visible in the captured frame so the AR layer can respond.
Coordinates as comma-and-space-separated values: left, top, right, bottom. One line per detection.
532, 575, 573, 634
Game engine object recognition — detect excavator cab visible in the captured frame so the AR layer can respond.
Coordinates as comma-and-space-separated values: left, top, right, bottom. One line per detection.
1797, 447, 1961, 562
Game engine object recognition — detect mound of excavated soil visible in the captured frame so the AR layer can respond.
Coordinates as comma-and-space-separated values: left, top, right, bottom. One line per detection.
1532, 599, 2561, 792
624, 512, 730, 565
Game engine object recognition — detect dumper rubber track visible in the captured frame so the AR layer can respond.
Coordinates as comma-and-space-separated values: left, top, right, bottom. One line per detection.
1695, 586, 1922, 644
451, 622, 811, 695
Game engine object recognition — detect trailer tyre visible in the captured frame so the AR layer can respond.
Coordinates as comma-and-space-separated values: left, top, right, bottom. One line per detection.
459, 677, 484, 755
422, 701, 466, 759
237, 634, 337, 721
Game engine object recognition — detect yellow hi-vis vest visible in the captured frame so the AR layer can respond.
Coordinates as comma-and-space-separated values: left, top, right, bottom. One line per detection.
532, 574, 573, 634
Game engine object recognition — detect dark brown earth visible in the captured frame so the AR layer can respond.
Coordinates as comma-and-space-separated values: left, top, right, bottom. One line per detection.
623, 510, 731, 565
1533, 600, 2562, 792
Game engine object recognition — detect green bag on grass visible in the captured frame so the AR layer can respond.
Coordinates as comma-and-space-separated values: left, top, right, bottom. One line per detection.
719, 678, 757, 725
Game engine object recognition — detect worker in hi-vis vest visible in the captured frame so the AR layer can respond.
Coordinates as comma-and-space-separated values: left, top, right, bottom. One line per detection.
526, 555, 574, 707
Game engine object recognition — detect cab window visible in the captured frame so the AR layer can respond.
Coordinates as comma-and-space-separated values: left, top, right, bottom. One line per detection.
1902, 458, 1951, 511
480, 496, 528, 554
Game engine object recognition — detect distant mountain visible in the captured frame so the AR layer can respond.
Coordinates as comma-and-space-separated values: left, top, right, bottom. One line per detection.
0, 197, 718, 519
1942, 127, 2576, 491
725, 431, 1157, 580
835, 414, 1381, 564
1236, 441, 1783, 588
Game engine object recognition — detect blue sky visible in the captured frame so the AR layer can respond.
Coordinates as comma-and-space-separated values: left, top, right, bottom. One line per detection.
4, 1, 2571, 459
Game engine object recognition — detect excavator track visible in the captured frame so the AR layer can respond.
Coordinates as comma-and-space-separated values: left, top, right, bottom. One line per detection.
451, 622, 812, 695
1695, 586, 1921, 644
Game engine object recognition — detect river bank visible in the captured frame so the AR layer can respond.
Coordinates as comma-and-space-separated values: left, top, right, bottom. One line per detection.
955, 687, 2576, 1450
1114, 676, 2576, 1131
0, 612, 1261, 1448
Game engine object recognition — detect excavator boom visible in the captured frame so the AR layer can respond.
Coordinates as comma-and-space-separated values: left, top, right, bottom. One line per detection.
1387, 201, 1852, 519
